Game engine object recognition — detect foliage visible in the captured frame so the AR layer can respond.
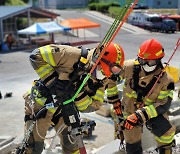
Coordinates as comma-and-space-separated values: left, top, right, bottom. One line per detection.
108, 7, 123, 17
5, 0, 26, 5
88, 2, 120, 13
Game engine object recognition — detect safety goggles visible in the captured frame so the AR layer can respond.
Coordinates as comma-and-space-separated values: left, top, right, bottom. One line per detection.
100, 58, 122, 75
138, 57, 160, 67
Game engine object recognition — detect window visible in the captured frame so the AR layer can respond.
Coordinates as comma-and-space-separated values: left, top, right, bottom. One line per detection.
157, 1, 160, 5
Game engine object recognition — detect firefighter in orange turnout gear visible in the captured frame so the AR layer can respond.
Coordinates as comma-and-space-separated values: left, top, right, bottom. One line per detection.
117, 39, 175, 154
24, 43, 125, 154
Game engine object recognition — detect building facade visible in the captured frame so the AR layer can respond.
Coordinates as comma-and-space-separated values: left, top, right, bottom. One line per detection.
34, 0, 89, 9
34, 0, 179, 9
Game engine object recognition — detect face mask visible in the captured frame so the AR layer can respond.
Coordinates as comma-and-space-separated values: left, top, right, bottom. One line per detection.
96, 69, 106, 80
142, 64, 157, 72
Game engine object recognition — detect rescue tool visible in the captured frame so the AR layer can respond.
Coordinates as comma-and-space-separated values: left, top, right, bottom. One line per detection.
14, 0, 138, 153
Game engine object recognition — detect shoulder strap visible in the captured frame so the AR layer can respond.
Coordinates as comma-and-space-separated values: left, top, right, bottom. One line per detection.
69, 47, 88, 82
132, 60, 142, 102
132, 60, 141, 92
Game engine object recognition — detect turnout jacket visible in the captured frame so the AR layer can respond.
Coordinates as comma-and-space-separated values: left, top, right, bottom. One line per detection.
29, 44, 119, 113
120, 60, 174, 122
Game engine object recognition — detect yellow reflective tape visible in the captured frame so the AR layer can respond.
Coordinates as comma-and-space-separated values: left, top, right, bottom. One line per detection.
28, 89, 31, 94
145, 105, 157, 118
39, 45, 56, 67
126, 91, 137, 98
80, 57, 88, 64
155, 50, 163, 57
36, 64, 54, 78
46, 45, 56, 66
107, 86, 118, 96
114, 43, 122, 65
72, 150, 80, 154
35, 97, 55, 113
144, 98, 153, 105
158, 90, 174, 99
134, 60, 140, 65
155, 131, 175, 144
168, 90, 174, 98
92, 90, 104, 102
35, 97, 46, 106
75, 97, 92, 111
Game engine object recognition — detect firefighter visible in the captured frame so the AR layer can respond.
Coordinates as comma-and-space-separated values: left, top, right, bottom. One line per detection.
116, 38, 176, 154
24, 42, 125, 154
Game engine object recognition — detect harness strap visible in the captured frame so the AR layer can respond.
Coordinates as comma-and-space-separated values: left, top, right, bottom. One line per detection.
132, 61, 163, 102
132, 60, 141, 101
54, 47, 89, 117
69, 47, 88, 82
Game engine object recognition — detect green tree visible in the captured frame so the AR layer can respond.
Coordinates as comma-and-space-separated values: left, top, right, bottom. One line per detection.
5, 0, 26, 5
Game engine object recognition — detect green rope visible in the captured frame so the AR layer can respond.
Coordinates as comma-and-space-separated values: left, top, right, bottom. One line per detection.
63, 74, 91, 105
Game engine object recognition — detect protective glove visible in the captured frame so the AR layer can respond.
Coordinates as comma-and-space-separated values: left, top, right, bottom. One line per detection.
87, 78, 103, 96
34, 80, 50, 98
78, 73, 103, 96
123, 112, 143, 130
113, 101, 123, 117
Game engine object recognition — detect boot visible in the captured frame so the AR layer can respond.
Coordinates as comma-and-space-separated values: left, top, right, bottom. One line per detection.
157, 140, 175, 154
158, 147, 172, 154
126, 140, 143, 154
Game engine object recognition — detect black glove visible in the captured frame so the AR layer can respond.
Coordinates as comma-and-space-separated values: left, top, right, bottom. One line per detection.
34, 80, 50, 98
87, 78, 103, 96
109, 74, 119, 81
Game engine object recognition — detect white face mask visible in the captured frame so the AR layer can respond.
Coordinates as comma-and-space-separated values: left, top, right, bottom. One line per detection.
96, 69, 105, 80
142, 64, 157, 72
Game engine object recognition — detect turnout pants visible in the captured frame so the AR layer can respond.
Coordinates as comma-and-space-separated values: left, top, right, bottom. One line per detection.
123, 115, 176, 154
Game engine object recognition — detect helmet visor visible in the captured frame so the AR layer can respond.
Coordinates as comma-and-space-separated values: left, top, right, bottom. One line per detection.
101, 58, 122, 75
138, 57, 160, 66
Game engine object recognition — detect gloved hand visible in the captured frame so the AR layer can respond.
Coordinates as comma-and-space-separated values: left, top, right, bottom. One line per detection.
123, 112, 143, 130
113, 101, 123, 117
78, 73, 103, 96
34, 80, 50, 97
87, 78, 103, 96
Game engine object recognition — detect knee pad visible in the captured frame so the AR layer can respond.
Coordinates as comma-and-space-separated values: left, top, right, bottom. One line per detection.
31, 141, 44, 154
126, 140, 143, 154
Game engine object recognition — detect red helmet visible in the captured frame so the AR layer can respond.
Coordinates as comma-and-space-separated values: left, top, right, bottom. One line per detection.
138, 38, 164, 60
99, 42, 125, 77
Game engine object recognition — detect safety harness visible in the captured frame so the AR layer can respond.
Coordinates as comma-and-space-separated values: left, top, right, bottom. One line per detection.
131, 60, 162, 104
52, 47, 89, 126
